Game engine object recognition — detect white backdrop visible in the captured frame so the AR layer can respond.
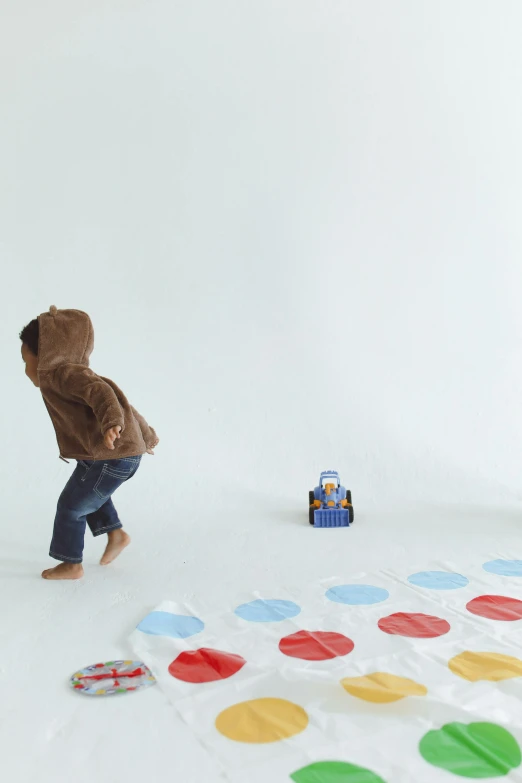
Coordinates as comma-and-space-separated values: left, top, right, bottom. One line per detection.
2, 3, 522, 781
3, 0, 522, 509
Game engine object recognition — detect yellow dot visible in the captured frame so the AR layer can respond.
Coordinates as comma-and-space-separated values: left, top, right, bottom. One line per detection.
340, 672, 428, 703
449, 651, 522, 682
215, 698, 309, 743
95, 689, 106, 696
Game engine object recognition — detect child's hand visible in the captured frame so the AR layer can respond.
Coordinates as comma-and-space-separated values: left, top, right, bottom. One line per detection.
146, 436, 160, 455
104, 425, 122, 450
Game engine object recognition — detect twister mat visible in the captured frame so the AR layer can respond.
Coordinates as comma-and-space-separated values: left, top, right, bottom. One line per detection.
130, 559, 522, 782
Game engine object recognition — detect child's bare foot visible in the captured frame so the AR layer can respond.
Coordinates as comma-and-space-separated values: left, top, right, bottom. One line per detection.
42, 562, 84, 580
100, 529, 131, 565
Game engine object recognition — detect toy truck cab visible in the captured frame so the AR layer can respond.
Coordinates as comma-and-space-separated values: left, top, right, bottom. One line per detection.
309, 470, 354, 527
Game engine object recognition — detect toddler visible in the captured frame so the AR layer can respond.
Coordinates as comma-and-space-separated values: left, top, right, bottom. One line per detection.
20, 306, 158, 580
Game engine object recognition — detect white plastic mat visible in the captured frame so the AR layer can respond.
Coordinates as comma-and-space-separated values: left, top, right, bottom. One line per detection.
130, 560, 522, 782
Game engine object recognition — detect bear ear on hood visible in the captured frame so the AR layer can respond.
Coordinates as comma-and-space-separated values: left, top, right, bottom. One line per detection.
37, 307, 94, 371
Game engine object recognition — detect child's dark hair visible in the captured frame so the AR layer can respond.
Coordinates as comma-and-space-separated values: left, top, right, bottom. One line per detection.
20, 318, 39, 356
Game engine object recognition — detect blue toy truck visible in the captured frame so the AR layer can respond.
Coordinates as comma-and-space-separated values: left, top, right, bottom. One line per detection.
309, 470, 354, 528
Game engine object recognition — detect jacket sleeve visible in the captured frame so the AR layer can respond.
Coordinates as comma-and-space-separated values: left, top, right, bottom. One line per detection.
57, 366, 125, 434
131, 406, 158, 449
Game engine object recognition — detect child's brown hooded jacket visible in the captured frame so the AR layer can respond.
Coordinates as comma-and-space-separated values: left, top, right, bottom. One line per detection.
37, 306, 157, 460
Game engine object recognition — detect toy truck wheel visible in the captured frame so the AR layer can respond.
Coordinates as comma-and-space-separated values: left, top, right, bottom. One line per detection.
349, 507, 354, 524
309, 490, 315, 506
345, 490, 352, 504
309, 507, 315, 525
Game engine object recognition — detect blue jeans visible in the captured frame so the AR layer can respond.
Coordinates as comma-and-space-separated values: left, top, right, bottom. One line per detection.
50, 456, 142, 563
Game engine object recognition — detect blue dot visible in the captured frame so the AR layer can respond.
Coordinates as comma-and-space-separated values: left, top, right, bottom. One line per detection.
325, 584, 389, 605
137, 611, 204, 638
483, 559, 522, 577
234, 599, 301, 623
407, 571, 469, 590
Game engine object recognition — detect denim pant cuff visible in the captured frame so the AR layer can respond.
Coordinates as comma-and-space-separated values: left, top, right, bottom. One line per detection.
49, 550, 83, 564
92, 522, 123, 537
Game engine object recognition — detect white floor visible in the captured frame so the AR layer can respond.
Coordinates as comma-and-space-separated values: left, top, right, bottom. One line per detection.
2, 488, 520, 783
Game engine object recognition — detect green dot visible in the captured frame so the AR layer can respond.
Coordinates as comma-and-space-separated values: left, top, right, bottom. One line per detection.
290, 761, 387, 783
419, 722, 521, 778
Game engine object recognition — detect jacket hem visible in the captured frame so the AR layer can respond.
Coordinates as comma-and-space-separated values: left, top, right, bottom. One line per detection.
59, 447, 147, 461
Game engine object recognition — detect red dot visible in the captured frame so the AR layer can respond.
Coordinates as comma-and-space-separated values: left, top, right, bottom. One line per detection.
168, 648, 246, 683
279, 630, 354, 661
378, 612, 450, 638
466, 595, 522, 621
